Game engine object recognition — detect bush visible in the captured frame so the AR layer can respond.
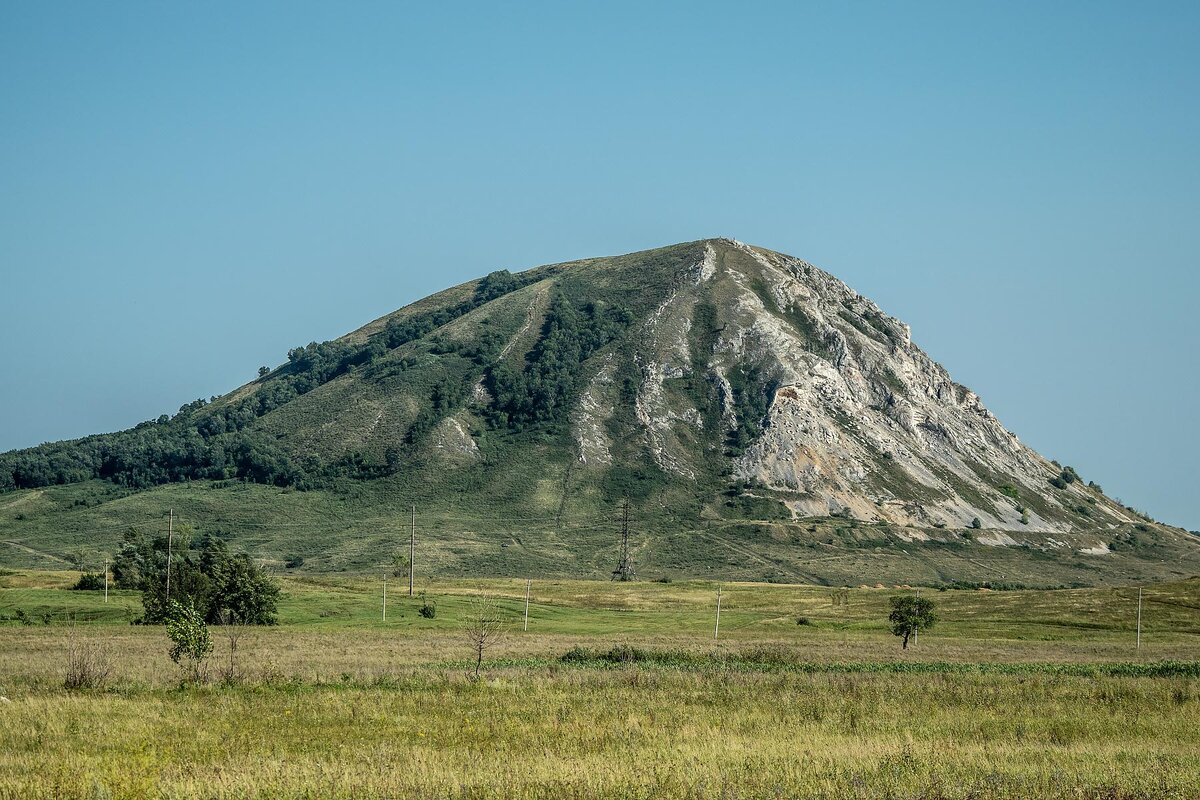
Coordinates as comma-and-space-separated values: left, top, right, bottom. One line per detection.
418, 599, 437, 619
795, 616, 812, 626
72, 572, 105, 591
166, 600, 213, 683
970, 517, 982, 530
64, 626, 112, 690
604, 644, 647, 663
284, 555, 304, 569
560, 645, 591, 664
1050, 466, 1079, 490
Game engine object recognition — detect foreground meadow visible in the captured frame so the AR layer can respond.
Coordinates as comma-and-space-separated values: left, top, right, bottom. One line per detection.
1, 572, 1198, 798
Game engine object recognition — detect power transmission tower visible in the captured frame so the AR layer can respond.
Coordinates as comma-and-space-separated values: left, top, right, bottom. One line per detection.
612, 498, 635, 582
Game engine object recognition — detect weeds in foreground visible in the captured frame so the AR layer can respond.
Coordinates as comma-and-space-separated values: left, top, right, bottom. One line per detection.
63, 623, 111, 690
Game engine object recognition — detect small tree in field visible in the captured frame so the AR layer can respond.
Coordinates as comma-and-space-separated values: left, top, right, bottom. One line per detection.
167, 600, 213, 683
464, 596, 506, 681
888, 595, 936, 649
217, 608, 248, 684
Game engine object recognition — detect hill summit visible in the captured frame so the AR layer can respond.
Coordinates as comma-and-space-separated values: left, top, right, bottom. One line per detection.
2, 239, 1196, 585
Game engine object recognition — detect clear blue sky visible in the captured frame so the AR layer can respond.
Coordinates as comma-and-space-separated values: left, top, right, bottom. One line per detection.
1, 2, 1197, 529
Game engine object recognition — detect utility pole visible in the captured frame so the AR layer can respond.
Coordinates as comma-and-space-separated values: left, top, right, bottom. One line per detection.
523, 579, 531, 632
165, 509, 174, 604
1136, 587, 1142, 650
103, 558, 108, 604
382, 576, 387, 622
611, 498, 635, 582
409, 505, 415, 597
714, 585, 723, 639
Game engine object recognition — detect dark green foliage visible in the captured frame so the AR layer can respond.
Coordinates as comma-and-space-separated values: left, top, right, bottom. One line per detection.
418, 594, 437, 619
726, 361, 781, 455
557, 646, 1200, 678
475, 270, 522, 302
486, 294, 632, 430
406, 377, 470, 444
0, 269, 548, 495
1051, 466, 1081, 490
936, 580, 1030, 591
970, 517, 982, 530
998, 485, 1021, 501
284, 555, 304, 569
71, 572, 105, 591
888, 595, 937, 649
114, 530, 279, 625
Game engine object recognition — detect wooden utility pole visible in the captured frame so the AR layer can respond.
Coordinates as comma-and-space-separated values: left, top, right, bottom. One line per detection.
611, 499, 635, 581
1136, 587, 1143, 650
714, 585, 723, 639
382, 576, 387, 622
409, 505, 415, 597
103, 558, 108, 603
165, 509, 174, 604
523, 579, 531, 632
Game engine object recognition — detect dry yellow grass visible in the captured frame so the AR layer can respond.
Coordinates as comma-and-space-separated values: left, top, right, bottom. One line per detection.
1, 572, 1197, 798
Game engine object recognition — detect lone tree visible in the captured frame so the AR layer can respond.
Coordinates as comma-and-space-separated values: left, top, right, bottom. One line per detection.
464, 596, 506, 681
888, 595, 936, 649
166, 600, 213, 683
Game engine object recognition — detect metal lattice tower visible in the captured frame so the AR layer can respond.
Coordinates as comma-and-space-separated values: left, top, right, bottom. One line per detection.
612, 498, 635, 582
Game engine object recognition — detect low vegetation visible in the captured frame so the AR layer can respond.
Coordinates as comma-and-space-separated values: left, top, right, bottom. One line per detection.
0, 571, 1197, 797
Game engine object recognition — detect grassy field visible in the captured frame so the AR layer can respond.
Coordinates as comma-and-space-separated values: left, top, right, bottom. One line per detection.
4, 477, 1198, 593
1, 571, 1198, 798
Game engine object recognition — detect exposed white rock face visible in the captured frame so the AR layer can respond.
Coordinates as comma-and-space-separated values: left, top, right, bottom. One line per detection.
628, 252, 706, 480
432, 416, 480, 460
615, 239, 1136, 534
573, 357, 616, 466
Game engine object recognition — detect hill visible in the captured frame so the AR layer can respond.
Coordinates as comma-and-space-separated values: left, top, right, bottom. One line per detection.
1, 239, 1196, 585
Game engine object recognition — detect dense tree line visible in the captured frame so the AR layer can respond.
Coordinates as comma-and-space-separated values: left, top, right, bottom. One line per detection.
0, 270, 542, 493
486, 295, 633, 430
113, 530, 279, 624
